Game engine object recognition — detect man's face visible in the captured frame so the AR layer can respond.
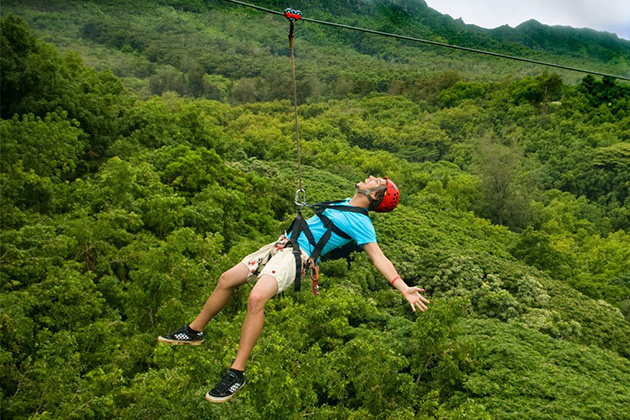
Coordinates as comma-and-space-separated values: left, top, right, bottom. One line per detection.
356, 175, 386, 191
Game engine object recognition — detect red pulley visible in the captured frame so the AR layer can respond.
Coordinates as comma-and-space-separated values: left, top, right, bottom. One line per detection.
284, 8, 302, 20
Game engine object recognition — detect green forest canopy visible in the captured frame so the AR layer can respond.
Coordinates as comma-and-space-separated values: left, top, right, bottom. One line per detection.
1, 1, 630, 419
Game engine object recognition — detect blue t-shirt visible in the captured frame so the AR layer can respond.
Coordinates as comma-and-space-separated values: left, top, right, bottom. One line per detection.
296, 199, 377, 257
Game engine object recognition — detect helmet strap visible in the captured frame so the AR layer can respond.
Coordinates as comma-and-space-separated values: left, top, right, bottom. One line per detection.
356, 186, 386, 211
356, 186, 385, 198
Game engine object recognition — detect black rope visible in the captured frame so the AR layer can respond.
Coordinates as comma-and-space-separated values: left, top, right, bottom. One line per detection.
221, 0, 630, 81
287, 17, 304, 203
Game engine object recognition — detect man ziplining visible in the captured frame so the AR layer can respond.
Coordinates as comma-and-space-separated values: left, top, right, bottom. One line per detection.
158, 175, 431, 402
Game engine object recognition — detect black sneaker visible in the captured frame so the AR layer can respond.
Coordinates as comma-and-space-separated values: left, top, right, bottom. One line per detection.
205, 369, 246, 403
157, 325, 203, 346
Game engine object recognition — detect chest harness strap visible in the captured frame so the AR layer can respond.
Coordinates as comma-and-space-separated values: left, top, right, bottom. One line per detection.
285, 200, 369, 295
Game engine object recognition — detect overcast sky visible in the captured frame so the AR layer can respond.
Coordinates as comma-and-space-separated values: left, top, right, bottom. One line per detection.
423, 0, 630, 40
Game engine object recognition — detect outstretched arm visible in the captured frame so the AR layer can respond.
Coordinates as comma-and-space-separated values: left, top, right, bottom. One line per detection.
363, 242, 430, 313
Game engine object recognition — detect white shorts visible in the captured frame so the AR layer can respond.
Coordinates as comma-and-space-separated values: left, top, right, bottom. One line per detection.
240, 236, 310, 294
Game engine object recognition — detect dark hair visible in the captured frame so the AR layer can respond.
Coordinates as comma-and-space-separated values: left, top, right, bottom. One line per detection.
368, 187, 387, 211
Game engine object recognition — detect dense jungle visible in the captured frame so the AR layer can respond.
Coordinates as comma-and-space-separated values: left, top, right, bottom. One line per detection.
1, 0, 630, 418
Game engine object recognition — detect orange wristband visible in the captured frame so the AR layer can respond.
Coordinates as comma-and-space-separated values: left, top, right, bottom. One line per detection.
390, 276, 401, 285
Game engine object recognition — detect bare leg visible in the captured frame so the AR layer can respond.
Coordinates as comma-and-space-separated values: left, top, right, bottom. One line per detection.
231, 274, 278, 371
189, 263, 251, 332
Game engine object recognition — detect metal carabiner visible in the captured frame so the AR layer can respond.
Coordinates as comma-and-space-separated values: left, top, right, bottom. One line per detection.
294, 188, 307, 207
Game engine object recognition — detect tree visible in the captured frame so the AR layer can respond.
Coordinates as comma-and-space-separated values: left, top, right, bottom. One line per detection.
0, 113, 86, 178
472, 137, 531, 228
1, 15, 128, 157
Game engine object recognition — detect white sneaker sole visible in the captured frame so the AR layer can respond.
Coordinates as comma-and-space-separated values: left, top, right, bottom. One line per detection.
205, 382, 245, 403
157, 336, 203, 346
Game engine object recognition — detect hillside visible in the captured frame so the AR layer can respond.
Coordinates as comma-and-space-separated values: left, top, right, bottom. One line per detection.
1, 2, 630, 419
3, 0, 629, 104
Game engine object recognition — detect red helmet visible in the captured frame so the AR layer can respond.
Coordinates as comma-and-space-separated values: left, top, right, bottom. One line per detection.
374, 178, 399, 212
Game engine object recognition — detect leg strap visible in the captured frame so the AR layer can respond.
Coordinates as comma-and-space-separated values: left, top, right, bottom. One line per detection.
292, 244, 303, 292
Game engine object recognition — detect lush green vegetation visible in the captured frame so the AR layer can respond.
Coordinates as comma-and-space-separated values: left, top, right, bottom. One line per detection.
4, 0, 629, 103
1, 2, 630, 419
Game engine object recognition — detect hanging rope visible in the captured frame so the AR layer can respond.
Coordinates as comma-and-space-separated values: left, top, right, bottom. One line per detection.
285, 8, 306, 207
222, 0, 630, 81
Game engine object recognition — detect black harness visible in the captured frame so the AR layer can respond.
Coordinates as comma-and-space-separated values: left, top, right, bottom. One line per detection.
285, 200, 369, 293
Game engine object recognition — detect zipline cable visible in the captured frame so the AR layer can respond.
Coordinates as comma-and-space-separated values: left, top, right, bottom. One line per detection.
221, 0, 630, 81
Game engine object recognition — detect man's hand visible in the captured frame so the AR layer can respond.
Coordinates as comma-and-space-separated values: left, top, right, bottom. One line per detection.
362, 243, 431, 313
402, 286, 430, 313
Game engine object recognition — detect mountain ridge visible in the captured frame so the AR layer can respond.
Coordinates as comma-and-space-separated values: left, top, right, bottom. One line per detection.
248, 0, 630, 64
5, 0, 629, 83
